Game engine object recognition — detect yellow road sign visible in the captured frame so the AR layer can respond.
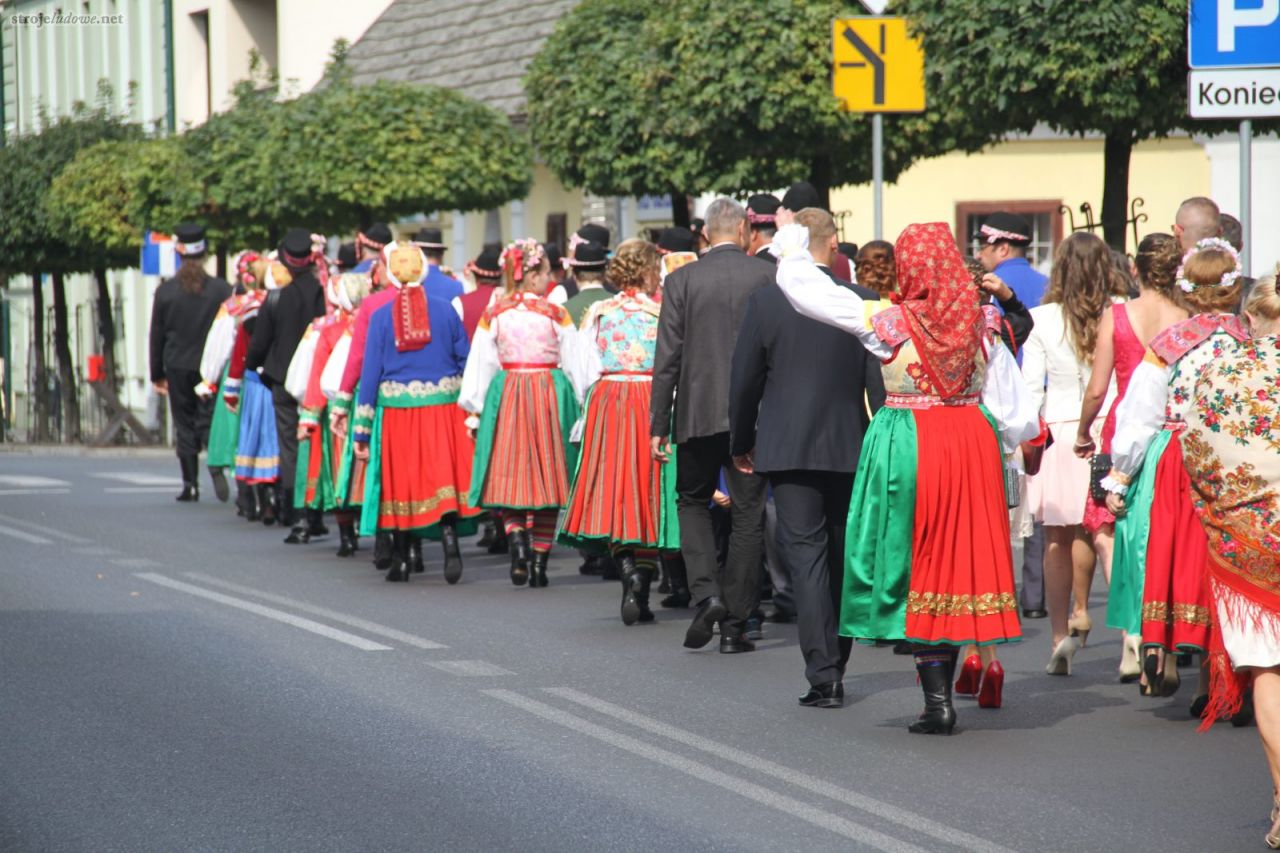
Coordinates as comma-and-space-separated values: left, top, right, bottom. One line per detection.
832, 17, 925, 113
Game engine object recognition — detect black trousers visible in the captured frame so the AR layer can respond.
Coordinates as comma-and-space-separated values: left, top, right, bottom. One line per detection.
675, 432, 766, 635
769, 470, 855, 686
165, 368, 212, 459
271, 382, 300, 490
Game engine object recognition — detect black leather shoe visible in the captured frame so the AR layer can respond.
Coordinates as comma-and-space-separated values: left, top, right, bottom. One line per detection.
476, 518, 496, 550
409, 537, 425, 573
283, 525, 308, 545
441, 521, 463, 585
336, 523, 357, 558
745, 615, 764, 641
683, 596, 727, 649
373, 531, 393, 570
531, 550, 550, 588
799, 681, 845, 708
1022, 608, 1048, 619
510, 531, 530, 586
210, 467, 230, 502
618, 552, 641, 625
487, 525, 509, 555
661, 588, 691, 609
719, 635, 756, 654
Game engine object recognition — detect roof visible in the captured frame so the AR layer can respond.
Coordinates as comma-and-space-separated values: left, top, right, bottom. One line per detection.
344, 0, 578, 118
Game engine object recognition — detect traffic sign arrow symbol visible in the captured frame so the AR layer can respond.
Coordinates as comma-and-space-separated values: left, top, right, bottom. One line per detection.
840, 24, 886, 105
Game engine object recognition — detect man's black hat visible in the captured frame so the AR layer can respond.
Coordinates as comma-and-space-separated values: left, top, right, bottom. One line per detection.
469, 246, 503, 279
657, 226, 696, 254
979, 212, 1033, 246
544, 243, 563, 270
746, 194, 781, 227
566, 241, 608, 269
781, 181, 823, 212
174, 223, 207, 255
363, 223, 393, 246
336, 242, 358, 269
412, 226, 446, 251
279, 228, 314, 267
577, 223, 611, 250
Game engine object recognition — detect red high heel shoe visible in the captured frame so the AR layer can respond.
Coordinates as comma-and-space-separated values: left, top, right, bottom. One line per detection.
955, 654, 983, 696
978, 661, 1004, 709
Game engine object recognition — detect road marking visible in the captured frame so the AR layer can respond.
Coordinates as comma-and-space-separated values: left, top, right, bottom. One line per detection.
425, 660, 513, 677
104, 487, 184, 494
0, 488, 70, 496
91, 472, 182, 486
134, 573, 392, 652
0, 513, 93, 544
184, 572, 447, 650
545, 687, 1014, 853
0, 475, 71, 488
111, 557, 160, 568
484, 689, 925, 853
72, 546, 120, 556
0, 524, 52, 545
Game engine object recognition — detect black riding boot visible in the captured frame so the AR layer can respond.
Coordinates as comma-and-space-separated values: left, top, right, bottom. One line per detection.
276, 487, 298, 529
408, 535, 425, 573
306, 508, 328, 537
488, 522, 509, 555
385, 532, 409, 582
634, 561, 655, 623
209, 466, 230, 502
657, 556, 672, 594
909, 645, 958, 735
476, 514, 496, 550
441, 515, 463, 585
509, 529, 530, 586
236, 481, 257, 519
176, 455, 199, 502
618, 551, 641, 625
336, 522, 358, 557
660, 553, 691, 608
373, 531, 393, 569
531, 548, 550, 588
257, 483, 277, 525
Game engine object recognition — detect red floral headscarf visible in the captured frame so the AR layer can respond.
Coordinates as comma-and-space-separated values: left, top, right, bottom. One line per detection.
892, 222, 982, 398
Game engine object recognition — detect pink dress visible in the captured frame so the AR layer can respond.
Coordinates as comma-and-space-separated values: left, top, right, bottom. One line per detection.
1083, 303, 1145, 532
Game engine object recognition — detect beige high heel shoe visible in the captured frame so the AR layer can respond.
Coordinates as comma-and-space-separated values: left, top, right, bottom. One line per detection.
1068, 611, 1093, 648
1266, 795, 1280, 849
1046, 635, 1082, 676
1119, 634, 1142, 683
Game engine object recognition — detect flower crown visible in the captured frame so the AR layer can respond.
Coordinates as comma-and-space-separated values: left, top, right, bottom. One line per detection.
499, 238, 546, 283
1176, 237, 1242, 293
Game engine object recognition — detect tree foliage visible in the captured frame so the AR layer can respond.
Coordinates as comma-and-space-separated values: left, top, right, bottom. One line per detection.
525, 0, 981, 200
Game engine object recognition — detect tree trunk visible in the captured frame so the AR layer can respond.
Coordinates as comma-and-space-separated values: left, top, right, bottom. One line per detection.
1101, 130, 1134, 251
669, 192, 691, 229
216, 247, 228, 281
93, 267, 118, 392
30, 269, 49, 443
50, 272, 81, 443
808, 155, 833, 211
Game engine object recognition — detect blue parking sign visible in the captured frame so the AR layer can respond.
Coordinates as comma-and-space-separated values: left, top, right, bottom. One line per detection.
1190, 0, 1280, 68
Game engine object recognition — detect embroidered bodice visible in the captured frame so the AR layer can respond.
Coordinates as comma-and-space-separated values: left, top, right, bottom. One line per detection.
490, 293, 568, 365
592, 293, 660, 374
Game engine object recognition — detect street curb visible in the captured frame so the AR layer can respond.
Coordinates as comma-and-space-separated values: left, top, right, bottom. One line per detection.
0, 444, 173, 458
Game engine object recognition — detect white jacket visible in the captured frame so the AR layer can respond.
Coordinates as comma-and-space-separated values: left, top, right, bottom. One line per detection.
1023, 302, 1118, 423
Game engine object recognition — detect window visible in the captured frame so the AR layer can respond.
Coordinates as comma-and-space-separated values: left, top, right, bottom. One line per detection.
956, 200, 1063, 272
545, 213, 568, 254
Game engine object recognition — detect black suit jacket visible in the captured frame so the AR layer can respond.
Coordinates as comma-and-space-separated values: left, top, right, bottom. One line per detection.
149, 274, 231, 380
729, 267, 886, 474
651, 243, 775, 442
245, 271, 326, 386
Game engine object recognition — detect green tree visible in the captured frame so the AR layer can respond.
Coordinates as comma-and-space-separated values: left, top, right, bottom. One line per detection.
525, 0, 978, 213
897, 0, 1267, 249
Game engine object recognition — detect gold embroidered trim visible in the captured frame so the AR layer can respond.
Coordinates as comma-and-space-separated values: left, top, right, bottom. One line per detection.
379, 376, 463, 398
1141, 601, 1213, 627
379, 486, 461, 516
906, 591, 1018, 617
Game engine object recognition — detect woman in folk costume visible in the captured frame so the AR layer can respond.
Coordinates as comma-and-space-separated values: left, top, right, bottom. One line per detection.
559, 239, 679, 625
352, 243, 479, 583
1168, 275, 1280, 847
224, 259, 292, 525
197, 251, 263, 514
773, 222, 1038, 735
296, 272, 371, 557
460, 238, 585, 589
1105, 238, 1250, 709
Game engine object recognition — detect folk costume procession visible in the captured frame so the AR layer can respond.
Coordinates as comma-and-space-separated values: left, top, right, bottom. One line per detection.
150, 192, 1280, 844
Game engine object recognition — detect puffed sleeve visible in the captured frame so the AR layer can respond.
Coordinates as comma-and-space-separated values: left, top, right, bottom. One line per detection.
196, 308, 236, 396
555, 314, 588, 403
981, 338, 1041, 453
458, 314, 501, 425
352, 316, 387, 445
565, 314, 604, 396
773, 224, 893, 360
1104, 353, 1170, 494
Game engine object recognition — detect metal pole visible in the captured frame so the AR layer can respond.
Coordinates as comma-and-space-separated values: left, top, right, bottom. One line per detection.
872, 113, 883, 240
1240, 119, 1251, 278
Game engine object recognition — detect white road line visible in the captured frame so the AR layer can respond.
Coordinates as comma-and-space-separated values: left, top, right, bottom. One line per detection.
184, 572, 447, 650
91, 472, 182, 486
111, 558, 160, 568
545, 687, 1014, 853
0, 488, 70, 496
425, 660, 513, 677
0, 475, 71, 488
134, 573, 392, 652
0, 513, 93, 544
484, 690, 925, 853
104, 486, 183, 494
0, 524, 52, 545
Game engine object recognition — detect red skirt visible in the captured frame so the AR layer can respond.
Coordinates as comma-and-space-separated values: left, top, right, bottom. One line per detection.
561, 379, 662, 547
1140, 432, 1212, 652
481, 370, 570, 509
378, 403, 478, 531
904, 406, 1022, 645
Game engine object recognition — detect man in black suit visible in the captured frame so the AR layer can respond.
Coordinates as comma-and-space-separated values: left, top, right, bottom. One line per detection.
729, 207, 886, 707
651, 198, 772, 654
246, 228, 326, 536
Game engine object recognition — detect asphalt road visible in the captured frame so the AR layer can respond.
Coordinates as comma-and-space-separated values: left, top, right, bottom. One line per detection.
0, 451, 1268, 852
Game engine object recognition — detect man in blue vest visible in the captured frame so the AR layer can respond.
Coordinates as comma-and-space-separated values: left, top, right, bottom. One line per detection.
975, 212, 1047, 308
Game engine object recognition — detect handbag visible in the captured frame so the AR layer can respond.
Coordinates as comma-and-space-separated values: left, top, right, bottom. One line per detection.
1089, 452, 1113, 504
1020, 419, 1054, 477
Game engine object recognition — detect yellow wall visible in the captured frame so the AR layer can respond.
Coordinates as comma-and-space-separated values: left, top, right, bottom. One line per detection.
447, 164, 584, 263
830, 136, 1212, 252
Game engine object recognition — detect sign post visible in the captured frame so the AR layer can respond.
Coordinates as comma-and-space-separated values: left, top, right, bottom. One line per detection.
1187, 0, 1280, 277
832, 17, 925, 240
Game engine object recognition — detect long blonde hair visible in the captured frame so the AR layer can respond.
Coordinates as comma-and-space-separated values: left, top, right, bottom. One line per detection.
1042, 232, 1128, 364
